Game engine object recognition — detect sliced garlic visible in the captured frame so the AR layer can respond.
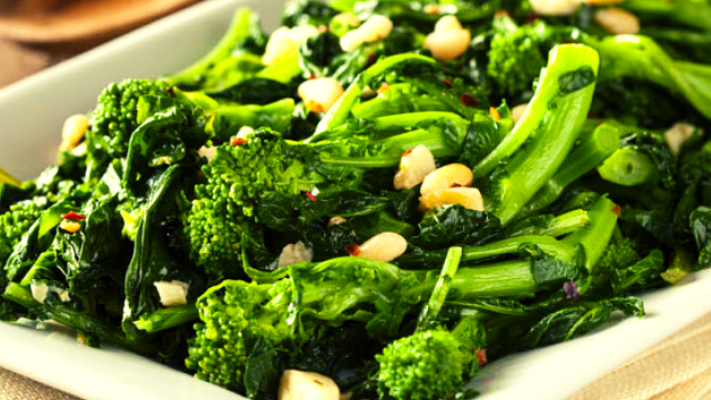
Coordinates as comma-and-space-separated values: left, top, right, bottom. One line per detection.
420, 163, 474, 196
60, 114, 89, 151
298, 78, 345, 113
154, 280, 189, 307
593, 8, 640, 35
424, 15, 471, 61
355, 232, 408, 263
263, 25, 320, 66
394, 145, 437, 190
420, 187, 485, 211
665, 122, 701, 155
339, 15, 393, 52
278, 241, 314, 268
529, 0, 580, 16
279, 370, 340, 400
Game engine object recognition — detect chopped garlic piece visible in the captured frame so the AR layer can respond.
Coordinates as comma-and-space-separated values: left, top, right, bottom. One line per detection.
278, 241, 314, 268
31, 283, 71, 304
278, 370, 340, 400
263, 25, 320, 66
154, 280, 190, 307
665, 122, 702, 155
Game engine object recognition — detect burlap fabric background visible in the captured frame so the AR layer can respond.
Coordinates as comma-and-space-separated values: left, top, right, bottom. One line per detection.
2, 313, 711, 400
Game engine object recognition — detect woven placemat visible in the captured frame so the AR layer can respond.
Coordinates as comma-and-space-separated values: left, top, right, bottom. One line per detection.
3, 313, 711, 400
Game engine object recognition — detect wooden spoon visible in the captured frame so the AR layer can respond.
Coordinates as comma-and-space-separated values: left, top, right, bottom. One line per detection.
0, 0, 201, 44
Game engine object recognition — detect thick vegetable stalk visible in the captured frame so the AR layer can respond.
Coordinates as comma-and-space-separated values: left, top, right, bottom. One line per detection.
591, 35, 711, 119
487, 44, 600, 225
521, 123, 620, 216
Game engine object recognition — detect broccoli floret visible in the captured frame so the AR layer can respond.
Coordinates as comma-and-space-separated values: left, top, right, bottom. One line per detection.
597, 236, 641, 272
185, 279, 294, 393
376, 330, 470, 400
186, 179, 261, 280
0, 198, 45, 262
487, 19, 548, 97
90, 79, 171, 157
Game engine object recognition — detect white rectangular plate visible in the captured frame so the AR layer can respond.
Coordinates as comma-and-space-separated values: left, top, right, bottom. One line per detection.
1, 1, 709, 399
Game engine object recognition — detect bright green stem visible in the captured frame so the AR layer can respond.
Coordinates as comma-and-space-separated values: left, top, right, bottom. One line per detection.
416, 247, 462, 331
450, 261, 538, 298
562, 197, 618, 292
311, 82, 363, 139
309, 54, 438, 141
474, 44, 599, 180
0, 166, 20, 187
351, 84, 450, 120
3, 283, 157, 355
319, 127, 455, 168
493, 45, 600, 225
622, 0, 711, 33
256, 53, 303, 84
597, 148, 660, 186
407, 260, 539, 300
661, 248, 694, 284
521, 123, 620, 216
163, 9, 255, 87
361, 54, 437, 86
508, 210, 590, 238
462, 236, 561, 262
373, 111, 469, 132
134, 304, 200, 333
591, 35, 711, 119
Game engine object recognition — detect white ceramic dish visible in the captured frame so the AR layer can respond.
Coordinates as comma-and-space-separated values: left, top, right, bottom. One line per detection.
1, 1, 710, 399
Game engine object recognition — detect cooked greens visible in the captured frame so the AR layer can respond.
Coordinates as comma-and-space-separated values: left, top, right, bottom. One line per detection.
2, 1, 711, 399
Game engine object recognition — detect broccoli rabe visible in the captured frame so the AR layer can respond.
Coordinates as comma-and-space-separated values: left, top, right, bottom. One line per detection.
0, 198, 45, 262
89, 79, 171, 158
377, 330, 472, 400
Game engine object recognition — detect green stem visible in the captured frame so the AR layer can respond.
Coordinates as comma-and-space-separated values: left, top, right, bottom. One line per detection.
416, 247, 462, 331
521, 122, 620, 216
406, 260, 539, 300
597, 148, 660, 186
562, 197, 619, 293
256, 52, 303, 84
163, 9, 255, 87
493, 45, 600, 225
134, 304, 200, 333
474, 45, 599, 180
507, 210, 590, 238
3, 283, 157, 355
311, 81, 363, 139
622, 0, 711, 33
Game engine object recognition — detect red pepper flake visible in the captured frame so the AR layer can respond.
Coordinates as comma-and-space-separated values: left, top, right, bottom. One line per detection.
305, 191, 318, 202
309, 73, 316, 80
475, 348, 488, 366
460, 93, 478, 108
345, 243, 361, 256
61, 211, 86, 221
401, 148, 414, 158
489, 107, 501, 122
526, 12, 540, 24
364, 53, 378, 69
612, 205, 622, 216
230, 137, 248, 146
377, 84, 392, 94
443, 79, 452, 88
598, 119, 605, 126
494, 10, 511, 18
